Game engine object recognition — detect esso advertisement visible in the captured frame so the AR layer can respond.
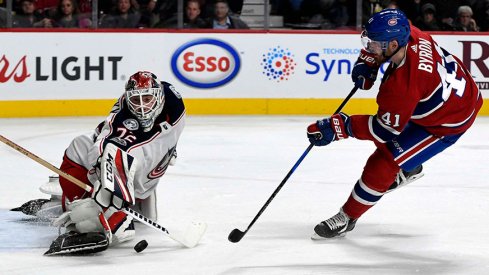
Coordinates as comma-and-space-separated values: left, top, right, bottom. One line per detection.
171, 38, 241, 89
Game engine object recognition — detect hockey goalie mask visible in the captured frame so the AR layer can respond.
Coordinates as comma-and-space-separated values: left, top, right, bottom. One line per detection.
125, 71, 165, 132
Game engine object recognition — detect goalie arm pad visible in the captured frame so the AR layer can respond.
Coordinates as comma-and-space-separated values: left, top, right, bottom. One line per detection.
92, 143, 137, 210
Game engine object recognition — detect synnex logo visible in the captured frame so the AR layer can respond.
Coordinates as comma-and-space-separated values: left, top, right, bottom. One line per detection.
171, 38, 241, 88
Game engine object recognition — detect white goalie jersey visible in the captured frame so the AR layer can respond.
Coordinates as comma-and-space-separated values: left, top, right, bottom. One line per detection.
65, 81, 185, 199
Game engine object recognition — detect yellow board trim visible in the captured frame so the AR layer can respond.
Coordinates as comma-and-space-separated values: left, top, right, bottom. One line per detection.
0, 98, 487, 117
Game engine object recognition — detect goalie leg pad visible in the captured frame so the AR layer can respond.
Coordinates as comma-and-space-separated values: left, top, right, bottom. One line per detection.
44, 231, 109, 256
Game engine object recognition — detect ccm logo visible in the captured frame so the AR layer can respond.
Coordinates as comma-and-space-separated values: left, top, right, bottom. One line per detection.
171, 38, 241, 88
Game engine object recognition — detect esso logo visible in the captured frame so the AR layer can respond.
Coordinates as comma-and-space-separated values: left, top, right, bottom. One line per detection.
171, 38, 241, 88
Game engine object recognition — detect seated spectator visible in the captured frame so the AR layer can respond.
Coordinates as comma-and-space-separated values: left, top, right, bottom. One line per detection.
471, 0, 489, 31
99, 0, 140, 28
183, 0, 209, 28
414, 3, 441, 31
137, 0, 159, 28
34, 0, 58, 16
0, 7, 8, 28
12, 0, 52, 28
52, 0, 91, 28
453, 5, 479, 31
153, 0, 208, 29
209, 0, 248, 29
151, 0, 177, 28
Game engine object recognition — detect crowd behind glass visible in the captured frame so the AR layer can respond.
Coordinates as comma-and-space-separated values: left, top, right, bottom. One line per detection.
0, 0, 488, 31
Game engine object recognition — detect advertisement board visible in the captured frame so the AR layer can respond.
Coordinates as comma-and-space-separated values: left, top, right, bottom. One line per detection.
0, 31, 487, 116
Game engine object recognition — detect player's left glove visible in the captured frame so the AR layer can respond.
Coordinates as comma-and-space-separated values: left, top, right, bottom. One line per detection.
307, 113, 353, 146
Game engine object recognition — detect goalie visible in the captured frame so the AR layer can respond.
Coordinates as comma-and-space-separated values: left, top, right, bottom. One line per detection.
13, 71, 185, 255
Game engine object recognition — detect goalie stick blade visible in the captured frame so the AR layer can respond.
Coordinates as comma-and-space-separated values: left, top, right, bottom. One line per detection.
44, 232, 109, 256
177, 221, 207, 248
228, 228, 245, 243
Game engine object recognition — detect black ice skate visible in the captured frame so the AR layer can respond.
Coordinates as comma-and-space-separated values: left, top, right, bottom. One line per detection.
311, 209, 357, 240
387, 165, 424, 193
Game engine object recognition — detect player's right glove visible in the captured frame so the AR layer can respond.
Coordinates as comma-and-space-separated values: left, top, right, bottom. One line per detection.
307, 113, 353, 146
90, 143, 137, 210
351, 49, 380, 90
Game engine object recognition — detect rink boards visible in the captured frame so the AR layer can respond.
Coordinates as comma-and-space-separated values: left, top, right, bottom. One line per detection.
0, 30, 488, 117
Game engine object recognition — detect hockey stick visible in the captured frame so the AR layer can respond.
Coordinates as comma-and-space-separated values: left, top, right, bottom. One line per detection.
228, 86, 359, 243
0, 134, 206, 248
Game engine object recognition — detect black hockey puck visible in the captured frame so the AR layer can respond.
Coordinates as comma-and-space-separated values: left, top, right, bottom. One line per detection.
134, 240, 148, 253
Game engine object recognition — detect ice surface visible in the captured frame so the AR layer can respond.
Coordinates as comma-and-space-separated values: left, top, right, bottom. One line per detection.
1, 116, 488, 274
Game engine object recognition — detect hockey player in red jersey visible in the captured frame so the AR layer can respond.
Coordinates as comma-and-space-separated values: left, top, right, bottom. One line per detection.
13, 71, 185, 254
307, 9, 483, 239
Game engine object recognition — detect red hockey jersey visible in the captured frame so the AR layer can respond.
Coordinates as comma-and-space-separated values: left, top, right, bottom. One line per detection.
351, 26, 483, 143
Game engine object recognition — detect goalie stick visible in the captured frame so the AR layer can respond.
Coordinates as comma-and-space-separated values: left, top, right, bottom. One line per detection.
0, 134, 206, 248
228, 86, 359, 243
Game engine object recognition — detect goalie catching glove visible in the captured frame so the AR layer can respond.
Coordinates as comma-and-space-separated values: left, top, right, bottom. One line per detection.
91, 143, 137, 210
307, 113, 353, 146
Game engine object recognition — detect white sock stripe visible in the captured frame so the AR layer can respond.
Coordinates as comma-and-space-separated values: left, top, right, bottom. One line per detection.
352, 191, 377, 206
358, 178, 385, 197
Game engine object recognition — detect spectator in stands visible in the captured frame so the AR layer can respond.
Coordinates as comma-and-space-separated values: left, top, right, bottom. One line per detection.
183, 0, 209, 28
209, 0, 249, 29
154, 0, 209, 29
137, 0, 159, 28
35, 0, 58, 15
453, 5, 479, 31
151, 0, 177, 28
471, 0, 489, 31
100, 0, 140, 28
52, 0, 91, 28
0, 7, 8, 28
13, 0, 52, 27
414, 3, 441, 31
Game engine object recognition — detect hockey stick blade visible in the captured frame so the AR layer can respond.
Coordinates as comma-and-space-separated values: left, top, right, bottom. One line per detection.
174, 221, 208, 248
228, 228, 245, 243
124, 207, 207, 248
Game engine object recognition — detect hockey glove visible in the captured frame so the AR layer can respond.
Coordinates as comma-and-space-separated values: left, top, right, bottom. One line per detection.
307, 113, 353, 146
351, 49, 380, 90
91, 143, 137, 210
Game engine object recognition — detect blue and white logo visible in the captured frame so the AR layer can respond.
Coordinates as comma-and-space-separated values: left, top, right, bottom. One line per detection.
171, 38, 241, 89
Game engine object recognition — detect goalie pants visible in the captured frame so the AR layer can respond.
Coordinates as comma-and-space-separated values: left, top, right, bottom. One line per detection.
342, 122, 463, 219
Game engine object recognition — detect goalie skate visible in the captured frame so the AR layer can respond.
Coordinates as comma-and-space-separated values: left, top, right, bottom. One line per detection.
387, 165, 424, 193
311, 209, 357, 240
44, 231, 109, 256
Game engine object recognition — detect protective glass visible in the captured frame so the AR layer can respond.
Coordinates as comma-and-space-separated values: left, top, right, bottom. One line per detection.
360, 30, 386, 54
